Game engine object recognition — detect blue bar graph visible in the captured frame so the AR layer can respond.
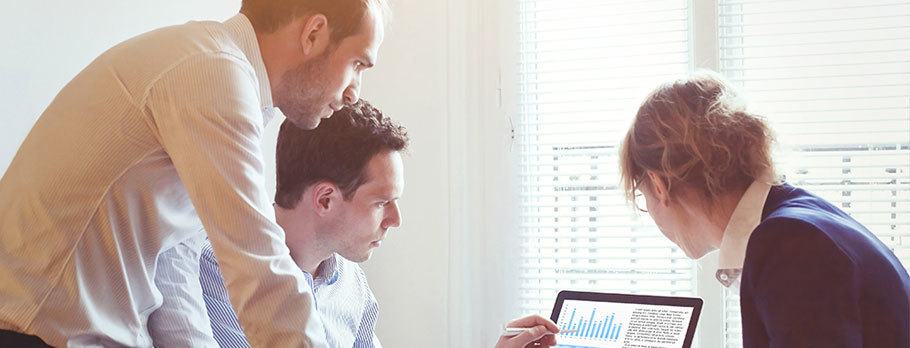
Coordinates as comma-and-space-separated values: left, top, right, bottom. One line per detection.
557, 304, 624, 341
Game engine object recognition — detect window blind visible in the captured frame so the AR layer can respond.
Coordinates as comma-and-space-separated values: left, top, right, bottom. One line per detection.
717, 1, 910, 346
516, 0, 696, 316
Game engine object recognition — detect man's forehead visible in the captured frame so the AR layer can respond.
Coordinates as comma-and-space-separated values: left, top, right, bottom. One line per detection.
349, 7, 383, 55
359, 152, 403, 194
334, 27, 379, 64
362, 167, 402, 192
362, 34, 382, 65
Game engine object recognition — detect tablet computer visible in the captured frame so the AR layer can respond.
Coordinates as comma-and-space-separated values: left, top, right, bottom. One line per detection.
549, 291, 703, 348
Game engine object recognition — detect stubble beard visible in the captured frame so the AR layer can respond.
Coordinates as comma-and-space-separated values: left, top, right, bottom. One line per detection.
274, 53, 331, 130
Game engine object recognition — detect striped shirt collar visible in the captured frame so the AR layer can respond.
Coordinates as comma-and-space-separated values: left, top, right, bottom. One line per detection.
312, 254, 341, 288
716, 179, 773, 287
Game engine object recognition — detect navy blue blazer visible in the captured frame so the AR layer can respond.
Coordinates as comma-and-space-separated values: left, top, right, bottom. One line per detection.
740, 184, 910, 347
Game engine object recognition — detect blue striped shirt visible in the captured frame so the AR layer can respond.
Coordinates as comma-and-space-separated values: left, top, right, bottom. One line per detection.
199, 242, 381, 347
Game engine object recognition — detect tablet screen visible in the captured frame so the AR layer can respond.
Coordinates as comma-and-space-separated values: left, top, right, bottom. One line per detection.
550, 291, 702, 348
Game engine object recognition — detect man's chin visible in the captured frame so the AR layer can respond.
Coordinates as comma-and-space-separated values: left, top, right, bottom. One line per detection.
348, 253, 372, 263
287, 116, 321, 130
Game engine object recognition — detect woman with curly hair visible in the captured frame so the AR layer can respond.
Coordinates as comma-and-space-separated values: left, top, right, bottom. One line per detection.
620, 71, 910, 347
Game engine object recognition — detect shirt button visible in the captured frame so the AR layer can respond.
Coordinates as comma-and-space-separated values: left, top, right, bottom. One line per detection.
720, 274, 729, 281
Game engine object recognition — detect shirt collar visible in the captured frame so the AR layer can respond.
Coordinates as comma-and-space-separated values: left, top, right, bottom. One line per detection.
222, 14, 279, 124
715, 179, 772, 287
312, 254, 341, 288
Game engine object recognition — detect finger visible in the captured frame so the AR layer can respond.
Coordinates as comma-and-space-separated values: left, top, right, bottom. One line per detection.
507, 314, 560, 332
541, 334, 558, 346
507, 314, 545, 327
494, 336, 510, 348
511, 325, 553, 346
542, 318, 559, 333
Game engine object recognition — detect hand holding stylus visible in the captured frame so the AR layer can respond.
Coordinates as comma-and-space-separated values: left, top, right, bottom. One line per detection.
495, 314, 561, 348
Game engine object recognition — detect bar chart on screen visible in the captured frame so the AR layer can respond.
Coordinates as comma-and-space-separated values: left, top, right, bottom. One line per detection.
555, 300, 632, 348
559, 307, 624, 341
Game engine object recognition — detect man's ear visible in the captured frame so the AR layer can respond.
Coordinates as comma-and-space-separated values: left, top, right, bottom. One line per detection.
299, 14, 331, 57
646, 171, 670, 206
311, 182, 340, 216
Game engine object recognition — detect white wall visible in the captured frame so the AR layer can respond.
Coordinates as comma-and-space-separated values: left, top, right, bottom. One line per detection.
0, 0, 509, 346
357, 0, 452, 346
361, 0, 523, 346
0, 0, 241, 172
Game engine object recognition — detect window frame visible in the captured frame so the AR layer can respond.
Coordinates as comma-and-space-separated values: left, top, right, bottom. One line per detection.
481, 0, 728, 347
689, 1, 727, 347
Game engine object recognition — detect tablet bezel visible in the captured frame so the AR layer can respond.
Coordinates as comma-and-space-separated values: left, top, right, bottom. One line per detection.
549, 290, 703, 348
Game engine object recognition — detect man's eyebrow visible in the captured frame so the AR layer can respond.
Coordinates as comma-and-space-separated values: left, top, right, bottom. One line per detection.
370, 185, 399, 198
360, 53, 375, 68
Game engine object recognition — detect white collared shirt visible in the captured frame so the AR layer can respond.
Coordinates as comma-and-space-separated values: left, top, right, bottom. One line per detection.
715, 180, 773, 288
195, 243, 382, 348
0, 14, 326, 347
150, 238, 382, 348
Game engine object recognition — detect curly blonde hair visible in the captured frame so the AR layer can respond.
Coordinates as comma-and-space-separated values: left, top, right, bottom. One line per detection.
620, 70, 776, 210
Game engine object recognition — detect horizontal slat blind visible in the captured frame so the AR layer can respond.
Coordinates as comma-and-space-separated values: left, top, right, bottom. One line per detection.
517, 0, 695, 316
718, 1, 910, 347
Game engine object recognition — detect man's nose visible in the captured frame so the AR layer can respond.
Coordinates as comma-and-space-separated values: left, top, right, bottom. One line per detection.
382, 202, 401, 229
343, 74, 362, 105
343, 86, 359, 105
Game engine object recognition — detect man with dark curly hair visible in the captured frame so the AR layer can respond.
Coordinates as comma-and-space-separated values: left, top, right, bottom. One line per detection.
155, 100, 407, 347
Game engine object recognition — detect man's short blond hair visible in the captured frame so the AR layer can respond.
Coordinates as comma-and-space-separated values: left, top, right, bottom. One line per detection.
241, 0, 390, 41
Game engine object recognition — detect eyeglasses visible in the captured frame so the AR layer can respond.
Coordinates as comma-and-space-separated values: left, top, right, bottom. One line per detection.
633, 190, 648, 213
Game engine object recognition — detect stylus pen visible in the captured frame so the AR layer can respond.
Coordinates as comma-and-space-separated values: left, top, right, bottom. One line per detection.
501, 327, 578, 337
